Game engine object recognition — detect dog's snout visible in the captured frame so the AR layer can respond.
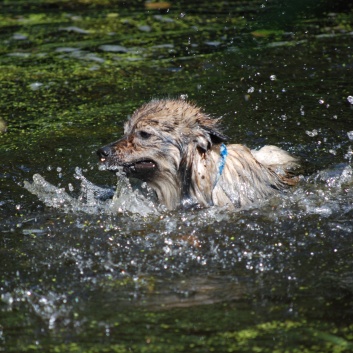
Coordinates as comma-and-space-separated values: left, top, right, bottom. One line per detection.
97, 146, 111, 160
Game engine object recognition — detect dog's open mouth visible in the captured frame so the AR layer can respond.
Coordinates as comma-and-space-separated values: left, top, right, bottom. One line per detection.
99, 158, 156, 171
99, 159, 157, 175
123, 160, 157, 179
126, 160, 156, 172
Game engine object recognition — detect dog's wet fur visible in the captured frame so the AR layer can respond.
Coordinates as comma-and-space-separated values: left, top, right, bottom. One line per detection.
97, 99, 300, 210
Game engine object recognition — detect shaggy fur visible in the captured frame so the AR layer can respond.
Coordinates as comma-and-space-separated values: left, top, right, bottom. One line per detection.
97, 99, 299, 210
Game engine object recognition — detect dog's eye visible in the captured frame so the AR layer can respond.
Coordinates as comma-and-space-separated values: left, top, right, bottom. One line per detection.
138, 131, 152, 139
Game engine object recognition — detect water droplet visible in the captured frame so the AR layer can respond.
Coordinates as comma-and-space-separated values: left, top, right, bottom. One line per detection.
247, 87, 254, 93
347, 131, 353, 141
319, 99, 324, 104
270, 74, 276, 81
347, 96, 353, 104
306, 129, 318, 137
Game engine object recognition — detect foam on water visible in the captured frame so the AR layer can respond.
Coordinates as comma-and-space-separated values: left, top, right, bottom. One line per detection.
24, 167, 159, 216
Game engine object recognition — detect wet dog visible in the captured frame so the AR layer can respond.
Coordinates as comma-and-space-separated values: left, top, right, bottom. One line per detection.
97, 99, 299, 210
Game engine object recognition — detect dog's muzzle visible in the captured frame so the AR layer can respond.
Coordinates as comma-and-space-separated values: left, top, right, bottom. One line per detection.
96, 146, 120, 171
97, 145, 157, 177
97, 146, 111, 163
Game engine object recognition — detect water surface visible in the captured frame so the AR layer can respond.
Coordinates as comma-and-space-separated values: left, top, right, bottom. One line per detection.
1, 1, 353, 352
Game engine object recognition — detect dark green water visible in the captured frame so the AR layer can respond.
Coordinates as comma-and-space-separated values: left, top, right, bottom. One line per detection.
1, 1, 353, 352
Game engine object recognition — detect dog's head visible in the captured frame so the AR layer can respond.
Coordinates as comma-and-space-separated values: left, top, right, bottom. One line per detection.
97, 99, 227, 208
97, 99, 227, 178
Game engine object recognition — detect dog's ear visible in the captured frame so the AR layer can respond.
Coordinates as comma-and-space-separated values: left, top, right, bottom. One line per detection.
202, 126, 228, 144
195, 128, 228, 153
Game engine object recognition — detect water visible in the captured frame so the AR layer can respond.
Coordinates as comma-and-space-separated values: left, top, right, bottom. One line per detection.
1, 1, 353, 352
24, 167, 159, 216
23, 162, 353, 220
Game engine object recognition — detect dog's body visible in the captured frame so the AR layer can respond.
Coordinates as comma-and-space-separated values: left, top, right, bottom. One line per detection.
97, 99, 299, 210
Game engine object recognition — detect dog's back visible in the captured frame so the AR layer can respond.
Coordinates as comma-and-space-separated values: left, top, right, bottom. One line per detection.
252, 145, 299, 176
208, 144, 299, 209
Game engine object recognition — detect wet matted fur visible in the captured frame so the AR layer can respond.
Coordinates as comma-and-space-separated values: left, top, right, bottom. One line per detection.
97, 99, 299, 210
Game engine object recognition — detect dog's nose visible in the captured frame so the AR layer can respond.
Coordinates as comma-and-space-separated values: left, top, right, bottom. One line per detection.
97, 146, 111, 161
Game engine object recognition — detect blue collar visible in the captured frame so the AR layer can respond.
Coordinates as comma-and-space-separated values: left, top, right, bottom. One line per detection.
213, 143, 228, 190
218, 143, 228, 176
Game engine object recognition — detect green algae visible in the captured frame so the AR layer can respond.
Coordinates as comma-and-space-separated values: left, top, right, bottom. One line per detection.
1, 1, 353, 353
1, 0, 351, 154
4, 308, 353, 352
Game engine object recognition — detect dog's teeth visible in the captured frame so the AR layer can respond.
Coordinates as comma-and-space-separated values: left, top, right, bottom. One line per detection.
100, 158, 106, 162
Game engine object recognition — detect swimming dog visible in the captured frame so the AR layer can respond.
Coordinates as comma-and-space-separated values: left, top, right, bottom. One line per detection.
97, 99, 299, 210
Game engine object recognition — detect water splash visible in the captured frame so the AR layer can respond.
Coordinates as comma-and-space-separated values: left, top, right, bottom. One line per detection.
24, 167, 159, 216
23, 160, 353, 221
275, 164, 353, 219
